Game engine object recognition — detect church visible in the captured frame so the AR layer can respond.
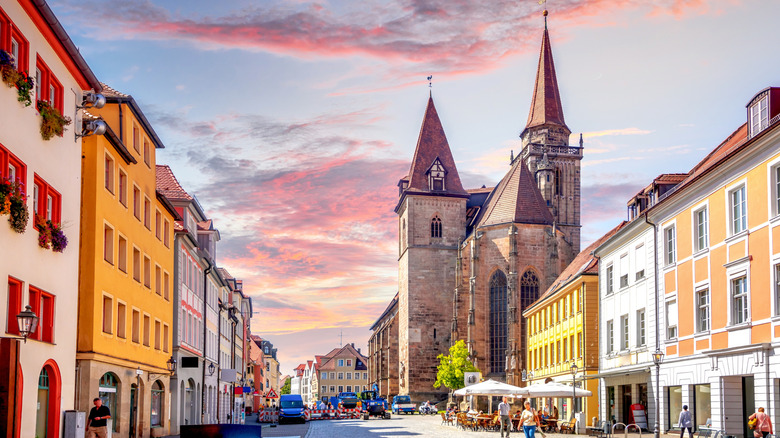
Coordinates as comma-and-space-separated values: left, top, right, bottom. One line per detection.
368, 13, 582, 402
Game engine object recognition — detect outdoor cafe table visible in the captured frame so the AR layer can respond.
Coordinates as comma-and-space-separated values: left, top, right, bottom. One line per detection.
541, 418, 560, 432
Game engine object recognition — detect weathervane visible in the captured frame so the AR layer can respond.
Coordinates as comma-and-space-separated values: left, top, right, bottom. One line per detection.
427, 75, 433, 88
539, 0, 548, 29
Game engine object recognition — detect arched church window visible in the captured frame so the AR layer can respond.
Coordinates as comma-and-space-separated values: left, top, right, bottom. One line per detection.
555, 168, 562, 196
519, 270, 540, 358
431, 216, 442, 239
489, 270, 508, 374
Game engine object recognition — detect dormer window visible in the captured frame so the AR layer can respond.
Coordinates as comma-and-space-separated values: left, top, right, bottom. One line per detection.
749, 95, 769, 138
427, 158, 446, 191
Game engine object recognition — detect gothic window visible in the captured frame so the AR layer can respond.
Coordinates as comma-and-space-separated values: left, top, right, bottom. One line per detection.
427, 158, 446, 192
489, 270, 508, 375
519, 270, 540, 361
431, 216, 442, 239
555, 168, 562, 196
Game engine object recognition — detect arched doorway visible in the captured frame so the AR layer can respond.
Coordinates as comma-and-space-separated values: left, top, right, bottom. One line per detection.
34, 361, 61, 438
184, 379, 194, 425
150, 380, 164, 429
130, 383, 138, 437
98, 372, 120, 433
36, 368, 49, 437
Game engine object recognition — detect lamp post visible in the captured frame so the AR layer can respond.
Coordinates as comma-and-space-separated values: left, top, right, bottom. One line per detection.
17, 305, 39, 342
652, 349, 665, 438
570, 361, 579, 425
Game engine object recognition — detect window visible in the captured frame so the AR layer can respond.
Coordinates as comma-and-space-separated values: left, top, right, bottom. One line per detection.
749, 95, 769, 138
346, 372, 352, 379
6, 277, 23, 336
1, 15, 29, 72
154, 320, 161, 350
104, 154, 114, 193
635, 245, 645, 280
133, 186, 141, 219
431, 216, 442, 238
338, 359, 344, 367
363, 372, 367, 380
731, 276, 748, 325
33, 175, 61, 223
117, 302, 126, 339
606, 320, 614, 354
664, 226, 676, 265
0, 145, 27, 188
164, 220, 170, 247
619, 254, 629, 288
773, 165, 780, 217
620, 314, 629, 350
155, 265, 162, 295
163, 272, 170, 300
666, 300, 678, 339
330, 373, 335, 380
102, 295, 113, 334
346, 385, 352, 392
133, 309, 141, 344
155, 210, 162, 240
118, 170, 127, 206
337, 372, 343, 379
338, 385, 343, 393
143, 314, 151, 346
143, 140, 150, 166
330, 386, 335, 393
133, 248, 141, 282
570, 334, 575, 359
776, 264, 780, 316
34, 57, 63, 112
133, 125, 140, 153
163, 324, 169, 352
637, 309, 646, 346
103, 225, 114, 264
117, 236, 127, 272
489, 270, 508, 374
144, 197, 151, 229
347, 359, 352, 366
606, 265, 614, 294
321, 385, 326, 394
729, 185, 747, 235
427, 158, 446, 191
562, 337, 568, 362
694, 207, 708, 251
27, 286, 54, 343
696, 288, 710, 332
321, 372, 327, 380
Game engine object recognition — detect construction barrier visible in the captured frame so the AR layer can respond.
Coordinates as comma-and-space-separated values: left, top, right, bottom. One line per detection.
257, 411, 279, 423
256, 408, 362, 423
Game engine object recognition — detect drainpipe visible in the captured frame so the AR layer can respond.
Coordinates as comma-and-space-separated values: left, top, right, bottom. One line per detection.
216, 303, 223, 423
644, 213, 660, 436
201, 263, 213, 424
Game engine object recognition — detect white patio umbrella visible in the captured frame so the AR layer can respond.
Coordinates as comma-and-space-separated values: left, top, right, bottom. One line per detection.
453, 379, 526, 396
519, 382, 592, 398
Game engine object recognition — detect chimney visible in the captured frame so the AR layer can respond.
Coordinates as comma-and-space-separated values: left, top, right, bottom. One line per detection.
351, 343, 355, 348
358, 347, 361, 354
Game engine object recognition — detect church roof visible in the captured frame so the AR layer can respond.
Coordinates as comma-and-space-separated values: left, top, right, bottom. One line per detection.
524, 25, 569, 134
402, 96, 469, 198
525, 221, 627, 314
476, 158, 554, 227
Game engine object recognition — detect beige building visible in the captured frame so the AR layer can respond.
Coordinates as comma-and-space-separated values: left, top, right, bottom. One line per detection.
317, 344, 369, 402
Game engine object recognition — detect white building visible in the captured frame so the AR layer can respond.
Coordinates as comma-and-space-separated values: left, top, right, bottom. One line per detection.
0, 1, 101, 436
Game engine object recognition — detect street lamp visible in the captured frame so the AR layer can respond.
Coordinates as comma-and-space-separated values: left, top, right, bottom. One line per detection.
208, 362, 216, 376
17, 305, 39, 342
652, 349, 665, 438
570, 361, 579, 423
167, 356, 177, 376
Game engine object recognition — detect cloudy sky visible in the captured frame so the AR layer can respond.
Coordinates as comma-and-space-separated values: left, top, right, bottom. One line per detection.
50, 0, 780, 376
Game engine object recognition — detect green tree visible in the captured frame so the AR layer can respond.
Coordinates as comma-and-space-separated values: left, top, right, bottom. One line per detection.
433, 339, 479, 390
280, 377, 292, 395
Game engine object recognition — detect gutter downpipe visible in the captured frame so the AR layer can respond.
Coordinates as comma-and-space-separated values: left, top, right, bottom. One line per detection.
644, 213, 660, 438
201, 262, 213, 424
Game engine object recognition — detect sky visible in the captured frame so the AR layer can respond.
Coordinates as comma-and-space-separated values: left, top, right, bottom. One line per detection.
48, 0, 780, 377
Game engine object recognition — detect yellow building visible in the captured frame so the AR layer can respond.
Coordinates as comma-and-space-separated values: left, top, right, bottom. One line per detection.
524, 224, 624, 425
76, 83, 178, 437
649, 87, 780, 437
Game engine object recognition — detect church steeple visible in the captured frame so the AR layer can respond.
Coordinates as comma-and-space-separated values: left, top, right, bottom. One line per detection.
522, 11, 570, 139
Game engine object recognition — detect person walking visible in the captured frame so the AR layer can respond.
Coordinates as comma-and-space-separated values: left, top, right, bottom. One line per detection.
499, 396, 511, 438
678, 405, 693, 438
86, 398, 111, 438
750, 407, 774, 438
521, 401, 538, 438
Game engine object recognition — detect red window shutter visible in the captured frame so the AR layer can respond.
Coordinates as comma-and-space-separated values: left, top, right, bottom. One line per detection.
42, 294, 54, 343
6, 277, 22, 335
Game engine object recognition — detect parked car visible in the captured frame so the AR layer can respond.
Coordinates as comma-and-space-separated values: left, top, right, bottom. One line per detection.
279, 394, 306, 424
338, 391, 359, 409
391, 395, 416, 414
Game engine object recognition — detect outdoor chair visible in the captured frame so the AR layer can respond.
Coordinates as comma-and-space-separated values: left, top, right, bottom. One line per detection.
560, 417, 577, 434
441, 411, 454, 426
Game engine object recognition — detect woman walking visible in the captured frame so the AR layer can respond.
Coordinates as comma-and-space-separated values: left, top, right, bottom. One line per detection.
521, 401, 539, 438
749, 407, 774, 438
678, 405, 693, 438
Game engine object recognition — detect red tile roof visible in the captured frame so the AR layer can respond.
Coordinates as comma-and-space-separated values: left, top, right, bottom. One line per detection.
526, 221, 627, 313
402, 96, 468, 198
477, 159, 554, 227
524, 27, 568, 132
156, 165, 193, 201
99, 82, 130, 98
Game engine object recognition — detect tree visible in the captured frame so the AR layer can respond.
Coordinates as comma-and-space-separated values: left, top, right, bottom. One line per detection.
280, 377, 291, 395
433, 340, 480, 390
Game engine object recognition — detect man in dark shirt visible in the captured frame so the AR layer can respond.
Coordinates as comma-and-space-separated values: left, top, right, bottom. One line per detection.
87, 398, 111, 438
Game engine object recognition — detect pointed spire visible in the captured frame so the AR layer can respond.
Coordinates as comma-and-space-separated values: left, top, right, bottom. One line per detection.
403, 96, 468, 197
524, 13, 569, 132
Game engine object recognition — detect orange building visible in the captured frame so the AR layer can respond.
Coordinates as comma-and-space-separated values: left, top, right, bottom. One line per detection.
649, 87, 780, 438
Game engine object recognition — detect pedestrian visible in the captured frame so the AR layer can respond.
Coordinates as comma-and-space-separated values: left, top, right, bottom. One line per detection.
521, 401, 538, 438
678, 405, 693, 438
86, 398, 111, 438
499, 396, 511, 438
749, 407, 774, 438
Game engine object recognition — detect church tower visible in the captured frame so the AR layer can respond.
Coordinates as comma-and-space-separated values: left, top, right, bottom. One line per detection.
520, 12, 583, 253
395, 96, 468, 400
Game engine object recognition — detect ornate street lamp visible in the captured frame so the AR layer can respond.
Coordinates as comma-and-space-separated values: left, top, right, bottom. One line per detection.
652, 349, 665, 438
17, 305, 39, 343
570, 361, 579, 424
167, 356, 177, 376
208, 362, 216, 376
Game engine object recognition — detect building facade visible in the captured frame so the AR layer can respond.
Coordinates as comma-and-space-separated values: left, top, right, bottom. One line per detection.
368, 294, 399, 400
380, 14, 581, 401
0, 1, 100, 437
648, 87, 780, 438
317, 344, 369, 402
76, 83, 178, 437
524, 225, 622, 425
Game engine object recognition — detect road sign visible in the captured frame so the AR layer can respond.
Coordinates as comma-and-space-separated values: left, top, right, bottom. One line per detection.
266, 388, 278, 399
